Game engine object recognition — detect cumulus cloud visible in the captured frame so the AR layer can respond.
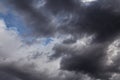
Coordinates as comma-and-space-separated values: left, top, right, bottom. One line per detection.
0, 19, 58, 80
0, 19, 94, 80
0, 20, 22, 59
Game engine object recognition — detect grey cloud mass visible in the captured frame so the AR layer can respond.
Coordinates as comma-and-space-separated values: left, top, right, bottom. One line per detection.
0, 61, 96, 80
2, 0, 120, 80
0, 62, 50, 80
7, 0, 120, 42
7, 0, 56, 37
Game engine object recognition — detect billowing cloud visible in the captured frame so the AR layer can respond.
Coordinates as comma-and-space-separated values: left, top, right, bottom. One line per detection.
6, 0, 55, 37
5, 0, 120, 42
0, 19, 93, 80
2, 0, 120, 80
0, 19, 56, 80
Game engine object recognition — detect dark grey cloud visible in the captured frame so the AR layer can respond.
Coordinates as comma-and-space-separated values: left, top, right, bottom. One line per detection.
7, 0, 55, 37
52, 42, 120, 80
50, 0, 120, 79
6, 0, 120, 42
0, 71, 20, 80
81, 2, 120, 43
0, 61, 95, 80
0, 62, 51, 80
6, 0, 82, 37
45, 0, 78, 14
56, 0, 120, 43
60, 44, 109, 79
62, 38, 77, 44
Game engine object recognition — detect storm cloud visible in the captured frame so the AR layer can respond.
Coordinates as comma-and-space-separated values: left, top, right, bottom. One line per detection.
3, 0, 120, 80
7, 0, 55, 37
6, 0, 120, 42
0, 61, 96, 80
0, 61, 58, 80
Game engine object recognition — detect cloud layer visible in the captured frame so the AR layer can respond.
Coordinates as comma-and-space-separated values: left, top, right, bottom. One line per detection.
1, 0, 120, 80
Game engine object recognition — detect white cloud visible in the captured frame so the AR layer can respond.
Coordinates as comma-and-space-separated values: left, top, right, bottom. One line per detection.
82, 0, 96, 3
0, 20, 22, 59
0, 19, 110, 79
0, 19, 61, 76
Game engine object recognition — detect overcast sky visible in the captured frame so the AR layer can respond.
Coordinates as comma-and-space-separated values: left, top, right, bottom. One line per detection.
0, 0, 120, 80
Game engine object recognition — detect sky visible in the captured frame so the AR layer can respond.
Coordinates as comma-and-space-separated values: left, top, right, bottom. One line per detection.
1, 0, 120, 80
